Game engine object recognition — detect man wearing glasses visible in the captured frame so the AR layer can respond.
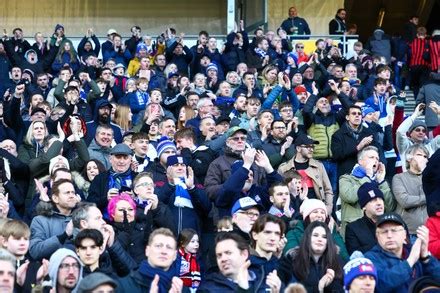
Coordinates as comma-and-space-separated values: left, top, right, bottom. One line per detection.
397, 103, 440, 171
331, 105, 381, 178
205, 127, 267, 209
262, 120, 295, 169
365, 213, 440, 292
231, 197, 262, 243
48, 248, 83, 293
278, 134, 334, 215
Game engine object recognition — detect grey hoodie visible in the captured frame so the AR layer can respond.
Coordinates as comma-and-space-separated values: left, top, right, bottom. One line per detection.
48, 248, 83, 293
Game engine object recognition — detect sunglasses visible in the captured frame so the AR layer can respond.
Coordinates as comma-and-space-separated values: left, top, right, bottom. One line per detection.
413, 127, 426, 133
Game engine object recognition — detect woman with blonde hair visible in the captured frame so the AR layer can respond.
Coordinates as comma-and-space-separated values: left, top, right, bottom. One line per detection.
113, 105, 133, 134
177, 105, 196, 130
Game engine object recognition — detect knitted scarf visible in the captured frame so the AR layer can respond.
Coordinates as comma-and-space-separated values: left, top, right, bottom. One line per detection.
173, 177, 193, 209
254, 47, 268, 59
136, 90, 149, 107
138, 260, 176, 292
108, 168, 132, 190
178, 248, 201, 289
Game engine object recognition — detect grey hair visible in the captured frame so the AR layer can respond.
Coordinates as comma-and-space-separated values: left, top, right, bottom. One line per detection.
405, 144, 429, 169
357, 145, 379, 162
0, 248, 16, 269
71, 202, 97, 229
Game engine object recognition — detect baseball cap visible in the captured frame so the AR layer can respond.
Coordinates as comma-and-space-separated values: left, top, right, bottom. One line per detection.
226, 126, 247, 138
294, 134, 319, 146
376, 212, 407, 228
107, 28, 117, 35
231, 197, 261, 216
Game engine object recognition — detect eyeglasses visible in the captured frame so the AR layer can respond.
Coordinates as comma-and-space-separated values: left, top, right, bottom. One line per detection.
238, 211, 260, 219
376, 227, 405, 236
136, 182, 154, 188
230, 136, 247, 142
350, 112, 362, 116
281, 108, 293, 113
59, 262, 80, 271
413, 127, 426, 133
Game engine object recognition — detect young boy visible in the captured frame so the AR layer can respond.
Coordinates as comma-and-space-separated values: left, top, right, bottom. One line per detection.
131, 132, 155, 172
74, 229, 106, 276
129, 77, 150, 124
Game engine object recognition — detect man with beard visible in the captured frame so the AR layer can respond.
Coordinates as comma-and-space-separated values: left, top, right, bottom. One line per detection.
329, 8, 347, 35
85, 100, 122, 145
231, 97, 261, 130
345, 182, 386, 254
205, 127, 267, 209
29, 179, 80, 260
48, 248, 83, 293
233, 72, 264, 101
262, 120, 295, 169
278, 134, 334, 215
4, 28, 31, 58
158, 118, 177, 140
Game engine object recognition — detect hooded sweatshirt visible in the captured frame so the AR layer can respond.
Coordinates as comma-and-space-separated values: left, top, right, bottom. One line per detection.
48, 248, 83, 293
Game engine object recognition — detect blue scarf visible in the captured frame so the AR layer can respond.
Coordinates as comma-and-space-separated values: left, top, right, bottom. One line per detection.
173, 177, 193, 209
254, 47, 268, 59
351, 164, 376, 180
136, 90, 149, 107
138, 260, 177, 292
108, 168, 132, 190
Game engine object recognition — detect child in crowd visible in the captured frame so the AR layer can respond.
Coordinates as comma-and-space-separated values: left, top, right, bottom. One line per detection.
177, 228, 202, 291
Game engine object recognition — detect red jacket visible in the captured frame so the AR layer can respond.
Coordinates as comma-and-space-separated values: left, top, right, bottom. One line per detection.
426, 213, 440, 259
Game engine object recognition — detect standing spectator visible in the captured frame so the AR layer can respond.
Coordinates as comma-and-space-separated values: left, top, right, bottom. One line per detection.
392, 144, 429, 236
278, 134, 334, 214
103, 34, 131, 67
331, 105, 382, 177
125, 26, 142, 57
338, 146, 395, 234
329, 9, 347, 35
430, 30, 440, 72
177, 229, 202, 290
29, 179, 80, 260
88, 144, 135, 212
0, 249, 16, 293
403, 15, 419, 43
366, 28, 392, 64
396, 104, 440, 171
77, 28, 100, 61
165, 36, 193, 77
52, 40, 80, 75
222, 20, 249, 73
415, 73, 440, 130
4, 28, 31, 59
280, 6, 311, 36
87, 125, 113, 170
408, 27, 431, 97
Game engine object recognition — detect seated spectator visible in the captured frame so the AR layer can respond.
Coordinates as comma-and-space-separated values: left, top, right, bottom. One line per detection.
117, 228, 183, 292
146, 137, 177, 182
339, 146, 395, 235
365, 213, 440, 292
268, 182, 298, 228
131, 132, 151, 173
278, 221, 344, 292
345, 182, 385, 254
283, 199, 349, 261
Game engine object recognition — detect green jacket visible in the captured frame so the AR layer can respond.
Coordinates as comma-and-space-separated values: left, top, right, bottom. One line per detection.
283, 220, 349, 261
308, 123, 339, 159
339, 174, 396, 236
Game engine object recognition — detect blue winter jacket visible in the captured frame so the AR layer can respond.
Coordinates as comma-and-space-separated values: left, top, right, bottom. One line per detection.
365, 244, 440, 292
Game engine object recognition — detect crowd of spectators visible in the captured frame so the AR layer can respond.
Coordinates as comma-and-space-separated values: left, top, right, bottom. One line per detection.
0, 5, 440, 293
